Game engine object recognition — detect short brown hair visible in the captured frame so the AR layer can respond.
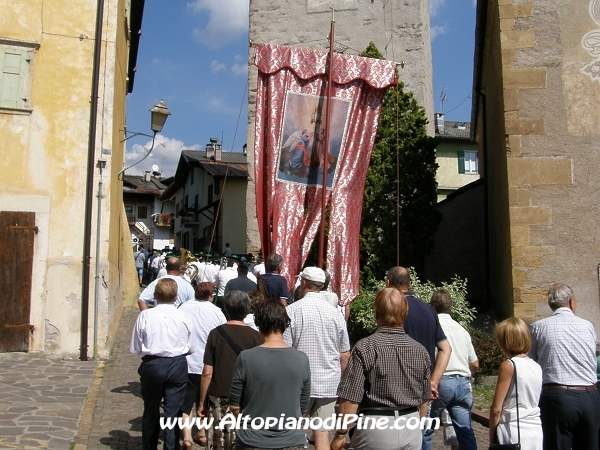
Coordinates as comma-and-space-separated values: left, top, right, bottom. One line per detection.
247, 290, 265, 313
195, 282, 215, 300
495, 317, 531, 356
154, 278, 178, 303
374, 288, 408, 327
255, 299, 290, 335
430, 289, 452, 314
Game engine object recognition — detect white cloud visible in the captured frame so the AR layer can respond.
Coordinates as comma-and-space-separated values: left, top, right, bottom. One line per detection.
230, 62, 248, 75
430, 0, 446, 17
125, 134, 201, 177
211, 60, 227, 73
188, 0, 249, 49
431, 25, 447, 40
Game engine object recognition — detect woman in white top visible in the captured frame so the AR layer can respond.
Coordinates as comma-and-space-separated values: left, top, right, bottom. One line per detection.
489, 317, 543, 449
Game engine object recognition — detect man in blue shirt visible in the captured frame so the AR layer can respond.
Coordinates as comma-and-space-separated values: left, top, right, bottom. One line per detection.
259, 253, 292, 306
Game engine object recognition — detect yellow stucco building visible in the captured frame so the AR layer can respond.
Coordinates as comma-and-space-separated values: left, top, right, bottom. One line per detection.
0, 0, 142, 357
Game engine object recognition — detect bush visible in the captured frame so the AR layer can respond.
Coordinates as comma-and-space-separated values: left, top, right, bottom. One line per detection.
348, 270, 477, 340
410, 271, 476, 328
469, 326, 506, 378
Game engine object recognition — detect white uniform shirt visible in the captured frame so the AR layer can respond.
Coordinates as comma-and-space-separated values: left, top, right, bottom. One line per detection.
252, 262, 266, 276
216, 267, 238, 296
178, 300, 226, 374
130, 304, 194, 357
138, 274, 195, 308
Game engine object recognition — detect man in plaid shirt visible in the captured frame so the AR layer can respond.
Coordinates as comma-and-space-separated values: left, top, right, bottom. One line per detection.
530, 283, 600, 450
284, 267, 351, 450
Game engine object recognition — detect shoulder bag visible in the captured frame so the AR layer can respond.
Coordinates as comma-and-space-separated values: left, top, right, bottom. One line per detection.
489, 358, 520, 450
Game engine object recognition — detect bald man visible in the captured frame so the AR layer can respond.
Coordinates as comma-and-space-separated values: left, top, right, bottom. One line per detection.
138, 257, 195, 310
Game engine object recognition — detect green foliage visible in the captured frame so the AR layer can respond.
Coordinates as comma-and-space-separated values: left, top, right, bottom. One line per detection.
469, 327, 506, 378
347, 278, 383, 342
410, 271, 476, 328
359, 42, 441, 281
348, 270, 476, 340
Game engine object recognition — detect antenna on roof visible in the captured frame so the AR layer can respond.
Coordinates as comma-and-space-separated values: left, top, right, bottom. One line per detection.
440, 89, 447, 114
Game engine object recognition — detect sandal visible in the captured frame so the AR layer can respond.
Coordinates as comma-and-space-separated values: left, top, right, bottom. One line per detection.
192, 432, 208, 447
182, 440, 193, 449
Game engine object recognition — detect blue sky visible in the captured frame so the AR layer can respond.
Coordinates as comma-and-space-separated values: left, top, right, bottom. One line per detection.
124, 0, 476, 176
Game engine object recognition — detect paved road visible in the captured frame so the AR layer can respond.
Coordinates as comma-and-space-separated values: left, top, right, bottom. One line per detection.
0, 306, 489, 449
0, 351, 97, 449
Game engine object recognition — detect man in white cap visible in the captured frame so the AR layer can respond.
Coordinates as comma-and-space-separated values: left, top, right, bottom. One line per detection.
284, 267, 351, 450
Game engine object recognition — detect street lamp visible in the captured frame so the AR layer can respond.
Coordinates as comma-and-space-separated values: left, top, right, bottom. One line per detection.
150, 99, 171, 134
118, 99, 172, 180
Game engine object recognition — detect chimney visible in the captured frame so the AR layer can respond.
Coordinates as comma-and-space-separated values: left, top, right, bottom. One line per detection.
144, 171, 151, 182
435, 113, 445, 135
206, 143, 215, 160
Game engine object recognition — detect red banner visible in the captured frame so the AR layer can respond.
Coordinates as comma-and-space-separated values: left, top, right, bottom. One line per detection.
254, 43, 396, 305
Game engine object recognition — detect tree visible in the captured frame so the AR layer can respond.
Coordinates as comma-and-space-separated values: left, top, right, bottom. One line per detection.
359, 43, 441, 283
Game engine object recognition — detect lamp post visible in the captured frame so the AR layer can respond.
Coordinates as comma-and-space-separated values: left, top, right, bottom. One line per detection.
118, 99, 171, 179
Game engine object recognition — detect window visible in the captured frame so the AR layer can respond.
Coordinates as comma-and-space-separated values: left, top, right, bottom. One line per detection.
0, 40, 38, 112
137, 206, 147, 219
125, 206, 133, 215
458, 150, 478, 174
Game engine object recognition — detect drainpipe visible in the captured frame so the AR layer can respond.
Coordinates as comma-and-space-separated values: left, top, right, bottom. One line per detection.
93, 161, 106, 359
81, 0, 105, 361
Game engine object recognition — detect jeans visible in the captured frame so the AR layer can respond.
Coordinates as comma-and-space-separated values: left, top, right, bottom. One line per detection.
426, 375, 477, 450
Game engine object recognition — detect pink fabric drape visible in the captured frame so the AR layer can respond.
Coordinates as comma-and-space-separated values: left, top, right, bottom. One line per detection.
254, 43, 396, 305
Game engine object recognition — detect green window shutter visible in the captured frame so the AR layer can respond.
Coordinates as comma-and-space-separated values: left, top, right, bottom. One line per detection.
0, 48, 27, 109
457, 150, 465, 174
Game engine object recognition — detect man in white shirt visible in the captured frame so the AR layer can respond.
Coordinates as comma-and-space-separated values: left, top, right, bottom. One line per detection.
178, 282, 226, 448
130, 278, 194, 450
429, 290, 479, 450
138, 257, 195, 310
252, 254, 265, 277
214, 259, 237, 307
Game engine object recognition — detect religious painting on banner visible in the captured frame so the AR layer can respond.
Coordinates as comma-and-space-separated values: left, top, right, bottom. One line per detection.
254, 43, 396, 305
277, 92, 351, 188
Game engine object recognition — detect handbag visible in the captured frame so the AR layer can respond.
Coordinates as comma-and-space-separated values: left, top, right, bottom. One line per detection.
489, 358, 521, 450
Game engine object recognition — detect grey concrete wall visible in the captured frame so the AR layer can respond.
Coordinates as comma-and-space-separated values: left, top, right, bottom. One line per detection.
245, 0, 434, 253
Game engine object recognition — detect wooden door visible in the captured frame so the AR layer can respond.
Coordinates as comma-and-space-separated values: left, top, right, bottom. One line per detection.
0, 211, 36, 352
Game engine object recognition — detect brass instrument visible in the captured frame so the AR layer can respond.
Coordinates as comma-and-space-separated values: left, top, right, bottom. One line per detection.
220, 256, 228, 271
179, 248, 199, 282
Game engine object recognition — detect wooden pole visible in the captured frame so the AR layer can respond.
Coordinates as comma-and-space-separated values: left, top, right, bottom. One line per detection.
318, 11, 335, 268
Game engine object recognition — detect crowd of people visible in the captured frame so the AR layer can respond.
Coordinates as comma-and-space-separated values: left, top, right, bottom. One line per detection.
129, 247, 600, 450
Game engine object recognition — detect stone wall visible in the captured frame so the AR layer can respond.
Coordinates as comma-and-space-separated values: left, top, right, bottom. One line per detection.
476, 0, 600, 327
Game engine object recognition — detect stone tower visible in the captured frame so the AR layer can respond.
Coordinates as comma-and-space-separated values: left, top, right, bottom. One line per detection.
245, 0, 434, 252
